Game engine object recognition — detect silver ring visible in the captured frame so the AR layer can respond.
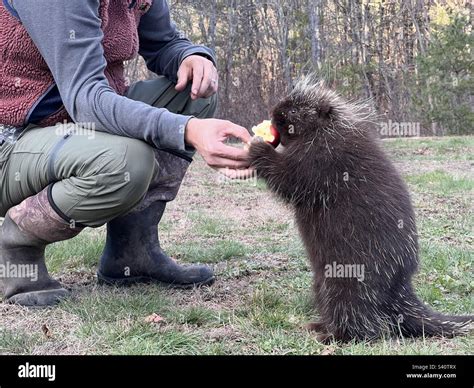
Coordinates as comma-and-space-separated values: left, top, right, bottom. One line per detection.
211, 79, 217, 84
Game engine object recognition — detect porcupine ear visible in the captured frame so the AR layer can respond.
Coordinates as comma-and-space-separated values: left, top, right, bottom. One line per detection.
318, 100, 333, 119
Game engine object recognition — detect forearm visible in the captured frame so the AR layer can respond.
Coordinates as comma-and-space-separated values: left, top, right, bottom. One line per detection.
74, 81, 191, 151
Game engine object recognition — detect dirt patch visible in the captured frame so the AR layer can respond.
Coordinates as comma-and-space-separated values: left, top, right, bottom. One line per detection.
0, 304, 93, 355
165, 157, 293, 231
205, 327, 243, 342
395, 160, 474, 179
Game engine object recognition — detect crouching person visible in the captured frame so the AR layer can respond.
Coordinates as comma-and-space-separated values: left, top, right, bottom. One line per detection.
0, 0, 252, 306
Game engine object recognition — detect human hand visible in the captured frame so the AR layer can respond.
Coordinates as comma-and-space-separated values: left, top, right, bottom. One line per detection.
175, 55, 218, 100
185, 118, 254, 178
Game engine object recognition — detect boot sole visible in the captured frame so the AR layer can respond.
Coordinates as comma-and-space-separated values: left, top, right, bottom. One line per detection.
6, 288, 69, 307
96, 271, 216, 290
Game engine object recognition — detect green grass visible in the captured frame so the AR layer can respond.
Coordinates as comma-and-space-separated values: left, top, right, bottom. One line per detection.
406, 170, 473, 194
46, 232, 105, 272
0, 135, 472, 355
415, 244, 473, 312
0, 329, 43, 354
189, 212, 233, 236
385, 136, 474, 161
169, 239, 248, 263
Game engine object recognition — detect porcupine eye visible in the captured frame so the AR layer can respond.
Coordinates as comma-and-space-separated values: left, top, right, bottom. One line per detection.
286, 107, 301, 135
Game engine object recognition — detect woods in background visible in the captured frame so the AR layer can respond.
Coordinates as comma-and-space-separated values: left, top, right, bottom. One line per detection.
126, 0, 472, 136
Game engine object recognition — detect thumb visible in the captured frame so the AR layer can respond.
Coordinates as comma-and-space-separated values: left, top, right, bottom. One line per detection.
175, 66, 189, 91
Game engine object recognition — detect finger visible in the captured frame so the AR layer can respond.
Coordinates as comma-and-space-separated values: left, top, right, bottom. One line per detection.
215, 167, 255, 180
203, 68, 219, 98
191, 65, 204, 99
213, 143, 250, 162
222, 125, 253, 144
175, 66, 190, 91
251, 136, 265, 145
198, 65, 213, 98
211, 68, 219, 93
207, 155, 251, 169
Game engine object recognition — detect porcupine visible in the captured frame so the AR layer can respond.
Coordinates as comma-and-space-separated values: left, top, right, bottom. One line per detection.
248, 78, 473, 342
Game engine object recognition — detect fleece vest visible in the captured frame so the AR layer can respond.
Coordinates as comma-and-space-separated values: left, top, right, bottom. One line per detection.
0, 0, 153, 128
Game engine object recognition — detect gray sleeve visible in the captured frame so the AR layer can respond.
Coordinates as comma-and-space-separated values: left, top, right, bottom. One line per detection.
11, 0, 191, 152
138, 0, 217, 82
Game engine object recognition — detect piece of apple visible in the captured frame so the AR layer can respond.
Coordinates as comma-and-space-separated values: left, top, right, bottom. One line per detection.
251, 120, 280, 147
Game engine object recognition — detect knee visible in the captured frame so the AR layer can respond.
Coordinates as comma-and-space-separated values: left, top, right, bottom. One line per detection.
118, 139, 156, 206
192, 93, 218, 119
207, 93, 218, 118
175, 87, 218, 119
94, 138, 156, 210
200, 93, 218, 119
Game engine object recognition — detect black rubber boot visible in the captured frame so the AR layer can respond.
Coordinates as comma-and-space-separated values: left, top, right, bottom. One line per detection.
0, 188, 83, 307
98, 201, 215, 289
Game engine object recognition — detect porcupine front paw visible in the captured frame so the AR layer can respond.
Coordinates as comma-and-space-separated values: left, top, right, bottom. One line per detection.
248, 138, 276, 168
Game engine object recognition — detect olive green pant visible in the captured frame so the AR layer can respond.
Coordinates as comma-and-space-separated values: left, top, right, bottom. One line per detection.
0, 77, 217, 227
